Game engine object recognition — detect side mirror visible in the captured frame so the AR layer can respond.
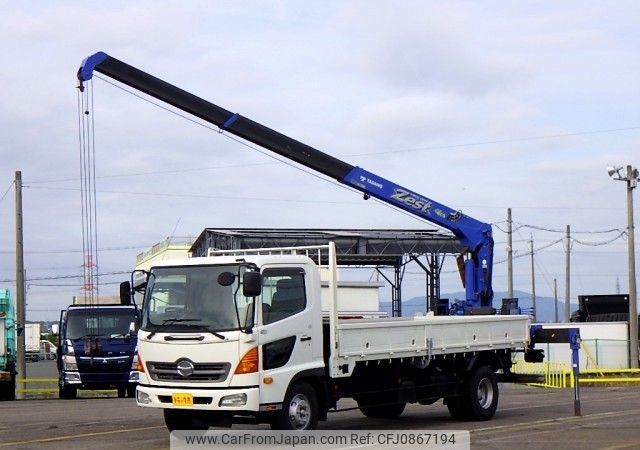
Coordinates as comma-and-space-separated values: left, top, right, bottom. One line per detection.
243, 271, 262, 297
128, 321, 137, 335
51, 324, 59, 335
120, 281, 132, 305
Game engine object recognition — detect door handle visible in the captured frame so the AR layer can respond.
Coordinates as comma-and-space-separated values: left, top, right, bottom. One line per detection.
300, 336, 312, 342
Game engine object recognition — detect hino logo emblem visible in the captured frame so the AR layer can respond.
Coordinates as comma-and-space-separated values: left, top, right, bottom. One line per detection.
176, 359, 195, 377
390, 188, 432, 213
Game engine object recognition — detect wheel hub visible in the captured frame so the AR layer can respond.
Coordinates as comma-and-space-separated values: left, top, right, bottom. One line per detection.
477, 377, 494, 408
288, 393, 311, 429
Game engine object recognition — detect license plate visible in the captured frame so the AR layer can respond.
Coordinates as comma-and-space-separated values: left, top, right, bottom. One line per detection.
171, 393, 193, 407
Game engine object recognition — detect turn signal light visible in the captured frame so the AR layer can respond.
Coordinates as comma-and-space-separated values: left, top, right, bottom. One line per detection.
136, 353, 145, 372
234, 347, 258, 374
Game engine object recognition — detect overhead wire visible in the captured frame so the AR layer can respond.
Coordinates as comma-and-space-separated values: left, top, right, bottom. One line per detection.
0, 180, 14, 204
78, 80, 101, 303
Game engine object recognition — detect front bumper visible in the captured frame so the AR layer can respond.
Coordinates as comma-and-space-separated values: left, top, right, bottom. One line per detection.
62, 370, 138, 388
136, 384, 260, 412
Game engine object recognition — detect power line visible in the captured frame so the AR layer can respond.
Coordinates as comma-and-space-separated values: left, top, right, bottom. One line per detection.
26, 161, 275, 185
0, 244, 147, 255
0, 270, 128, 283
493, 222, 625, 235
24, 185, 362, 205
344, 126, 640, 157
0, 180, 14, 204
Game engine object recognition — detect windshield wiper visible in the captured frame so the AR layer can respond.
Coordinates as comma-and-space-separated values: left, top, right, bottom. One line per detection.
187, 324, 227, 340
146, 318, 199, 339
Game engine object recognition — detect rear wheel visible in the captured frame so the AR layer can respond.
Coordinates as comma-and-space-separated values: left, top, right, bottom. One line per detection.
117, 387, 126, 398
126, 385, 137, 398
447, 366, 498, 421
271, 382, 318, 430
468, 366, 498, 420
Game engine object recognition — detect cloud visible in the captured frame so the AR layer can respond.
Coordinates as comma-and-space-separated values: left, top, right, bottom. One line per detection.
0, 1, 639, 319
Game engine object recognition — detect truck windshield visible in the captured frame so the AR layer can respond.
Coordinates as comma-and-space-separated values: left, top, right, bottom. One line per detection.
65, 308, 138, 340
142, 264, 254, 333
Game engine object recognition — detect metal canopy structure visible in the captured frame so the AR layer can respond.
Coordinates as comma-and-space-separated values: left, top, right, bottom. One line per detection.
189, 228, 461, 317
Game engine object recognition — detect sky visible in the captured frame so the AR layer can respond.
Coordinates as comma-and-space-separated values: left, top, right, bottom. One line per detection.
1, 1, 639, 321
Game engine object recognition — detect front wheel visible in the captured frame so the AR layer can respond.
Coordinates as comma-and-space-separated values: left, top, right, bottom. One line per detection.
271, 382, 318, 430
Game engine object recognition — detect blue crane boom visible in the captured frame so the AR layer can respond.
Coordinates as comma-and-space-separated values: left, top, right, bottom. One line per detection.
78, 51, 494, 311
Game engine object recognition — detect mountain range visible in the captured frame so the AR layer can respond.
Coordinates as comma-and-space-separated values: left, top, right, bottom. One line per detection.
380, 290, 579, 323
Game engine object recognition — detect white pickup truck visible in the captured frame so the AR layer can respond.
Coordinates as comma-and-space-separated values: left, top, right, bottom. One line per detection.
132, 243, 530, 431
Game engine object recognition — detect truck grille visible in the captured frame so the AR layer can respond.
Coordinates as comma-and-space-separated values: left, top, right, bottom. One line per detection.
77, 356, 130, 373
147, 361, 231, 382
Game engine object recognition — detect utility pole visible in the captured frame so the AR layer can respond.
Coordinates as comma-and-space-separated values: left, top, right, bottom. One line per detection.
15, 171, 26, 399
624, 165, 638, 368
507, 208, 513, 299
554, 278, 559, 323
530, 236, 536, 321
564, 225, 571, 322
607, 164, 639, 368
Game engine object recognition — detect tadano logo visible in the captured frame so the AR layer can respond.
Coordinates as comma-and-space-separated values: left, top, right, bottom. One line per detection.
359, 176, 383, 189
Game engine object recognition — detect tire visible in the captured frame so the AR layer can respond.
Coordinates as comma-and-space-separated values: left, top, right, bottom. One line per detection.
164, 409, 209, 432
117, 387, 126, 398
270, 382, 318, 430
359, 402, 406, 419
447, 366, 498, 421
127, 385, 137, 398
59, 384, 77, 400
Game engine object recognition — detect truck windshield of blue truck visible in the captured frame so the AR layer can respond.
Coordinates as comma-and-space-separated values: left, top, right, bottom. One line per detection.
142, 264, 255, 333
66, 308, 138, 340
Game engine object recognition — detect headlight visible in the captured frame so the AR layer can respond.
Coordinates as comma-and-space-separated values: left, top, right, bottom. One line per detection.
62, 355, 78, 371
131, 353, 138, 370
137, 390, 151, 404
219, 393, 247, 407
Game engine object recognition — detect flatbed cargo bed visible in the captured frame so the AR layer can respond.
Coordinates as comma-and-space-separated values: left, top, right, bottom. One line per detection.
334, 314, 529, 363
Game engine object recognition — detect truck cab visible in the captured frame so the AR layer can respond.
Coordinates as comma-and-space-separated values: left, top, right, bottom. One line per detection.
135, 253, 325, 430
0, 289, 16, 401
55, 304, 140, 399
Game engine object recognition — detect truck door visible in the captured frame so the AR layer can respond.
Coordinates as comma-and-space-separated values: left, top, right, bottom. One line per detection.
258, 268, 321, 400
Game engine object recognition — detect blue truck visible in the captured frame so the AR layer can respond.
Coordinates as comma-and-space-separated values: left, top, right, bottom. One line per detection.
0, 289, 16, 401
55, 304, 139, 399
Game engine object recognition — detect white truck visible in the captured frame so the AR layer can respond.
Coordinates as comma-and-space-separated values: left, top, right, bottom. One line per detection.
25, 323, 41, 362
78, 52, 537, 430
130, 244, 530, 431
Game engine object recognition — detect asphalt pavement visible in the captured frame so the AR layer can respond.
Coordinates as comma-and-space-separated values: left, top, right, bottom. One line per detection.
1, 381, 639, 449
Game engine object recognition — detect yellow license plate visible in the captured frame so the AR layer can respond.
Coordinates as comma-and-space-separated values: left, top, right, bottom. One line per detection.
171, 393, 193, 407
